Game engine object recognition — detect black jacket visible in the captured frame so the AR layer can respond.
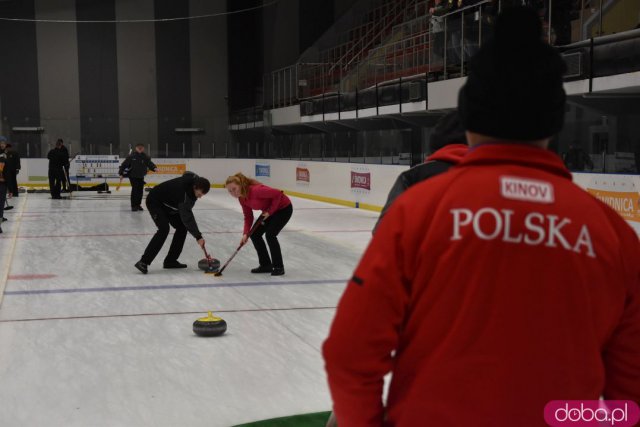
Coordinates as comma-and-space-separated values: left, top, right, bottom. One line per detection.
0, 153, 7, 183
3, 148, 20, 173
373, 161, 454, 233
60, 146, 70, 168
373, 143, 469, 233
147, 172, 202, 240
47, 148, 68, 170
119, 152, 156, 178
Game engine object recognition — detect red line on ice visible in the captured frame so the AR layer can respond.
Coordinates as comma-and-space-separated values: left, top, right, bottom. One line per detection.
8, 274, 58, 280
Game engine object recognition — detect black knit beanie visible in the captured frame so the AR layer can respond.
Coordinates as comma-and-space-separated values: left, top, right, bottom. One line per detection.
458, 7, 567, 141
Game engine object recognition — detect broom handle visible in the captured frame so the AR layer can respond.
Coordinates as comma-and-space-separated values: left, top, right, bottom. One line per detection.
241, 215, 265, 248
217, 216, 265, 274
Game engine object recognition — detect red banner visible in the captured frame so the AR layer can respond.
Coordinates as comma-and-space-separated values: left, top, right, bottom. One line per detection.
296, 167, 310, 183
351, 171, 371, 190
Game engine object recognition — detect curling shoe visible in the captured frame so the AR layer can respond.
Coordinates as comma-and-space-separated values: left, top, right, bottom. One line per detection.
271, 267, 285, 276
135, 260, 148, 274
251, 265, 273, 274
163, 260, 187, 269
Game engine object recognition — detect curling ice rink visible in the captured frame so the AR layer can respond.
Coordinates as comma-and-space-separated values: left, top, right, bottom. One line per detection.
0, 189, 378, 426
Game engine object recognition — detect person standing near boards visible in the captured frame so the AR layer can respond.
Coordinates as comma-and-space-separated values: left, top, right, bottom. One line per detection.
225, 173, 292, 276
55, 139, 71, 192
0, 149, 11, 233
47, 140, 67, 199
0, 140, 20, 198
119, 144, 157, 211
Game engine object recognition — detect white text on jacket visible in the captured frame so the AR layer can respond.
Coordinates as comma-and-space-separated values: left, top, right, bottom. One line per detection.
450, 208, 596, 258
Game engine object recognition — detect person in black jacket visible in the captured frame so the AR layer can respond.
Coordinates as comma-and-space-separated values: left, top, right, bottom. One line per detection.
57, 139, 70, 192
0, 140, 20, 197
47, 140, 68, 199
563, 142, 594, 171
135, 172, 210, 274
119, 144, 157, 211
373, 111, 468, 233
0, 150, 11, 233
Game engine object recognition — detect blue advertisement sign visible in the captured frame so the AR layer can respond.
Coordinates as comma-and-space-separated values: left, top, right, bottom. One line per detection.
255, 163, 270, 177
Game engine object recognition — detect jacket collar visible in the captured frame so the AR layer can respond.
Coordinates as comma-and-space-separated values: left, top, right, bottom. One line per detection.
426, 144, 469, 164
460, 143, 573, 180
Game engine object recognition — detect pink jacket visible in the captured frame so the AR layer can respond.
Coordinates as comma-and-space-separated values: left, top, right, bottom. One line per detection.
239, 184, 291, 234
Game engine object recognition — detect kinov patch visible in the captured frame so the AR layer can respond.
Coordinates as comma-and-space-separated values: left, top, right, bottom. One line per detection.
500, 176, 554, 204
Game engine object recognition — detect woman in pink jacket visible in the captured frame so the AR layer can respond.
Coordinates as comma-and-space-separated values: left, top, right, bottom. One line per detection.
225, 173, 293, 276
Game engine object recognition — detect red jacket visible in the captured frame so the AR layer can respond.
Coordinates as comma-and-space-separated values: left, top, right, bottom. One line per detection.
239, 184, 291, 234
323, 144, 640, 427
425, 143, 468, 163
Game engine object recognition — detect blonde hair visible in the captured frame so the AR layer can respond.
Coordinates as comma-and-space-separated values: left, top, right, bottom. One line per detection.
225, 172, 260, 198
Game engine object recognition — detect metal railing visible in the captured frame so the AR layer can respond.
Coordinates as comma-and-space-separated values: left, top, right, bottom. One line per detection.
253, 0, 638, 114
333, 0, 417, 73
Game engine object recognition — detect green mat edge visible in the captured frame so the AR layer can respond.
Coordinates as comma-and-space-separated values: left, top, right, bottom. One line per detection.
232, 411, 332, 427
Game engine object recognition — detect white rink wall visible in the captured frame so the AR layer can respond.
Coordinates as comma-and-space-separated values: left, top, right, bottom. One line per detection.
18, 158, 408, 210
15, 159, 640, 234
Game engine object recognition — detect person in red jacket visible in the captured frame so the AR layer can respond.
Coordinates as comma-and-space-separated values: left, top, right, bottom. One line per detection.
225, 172, 293, 276
323, 7, 640, 427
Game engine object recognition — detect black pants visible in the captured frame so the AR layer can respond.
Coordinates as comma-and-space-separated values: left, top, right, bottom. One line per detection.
141, 199, 187, 265
0, 182, 6, 220
62, 166, 70, 192
8, 171, 18, 197
48, 169, 65, 198
250, 204, 293, 269
129, 177, 145, 208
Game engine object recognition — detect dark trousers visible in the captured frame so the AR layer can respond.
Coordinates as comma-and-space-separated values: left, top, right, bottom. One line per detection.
129, 177, 145, 208
48, 169, 65, 198
250, 204, 293, 269
8, 172, 18, 197
62, 166, 70, 192
141, 199, 187, 265
0, 182, 6, 220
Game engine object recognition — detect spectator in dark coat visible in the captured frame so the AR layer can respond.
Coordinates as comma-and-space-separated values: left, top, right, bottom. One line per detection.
57, 139, 71, 192
47, 141, 68, 199
374, 111, 468, 233
0, 150, 10, 232
563, 142, 594, 171
4, 143, 20, 197
119, 144, 157, 211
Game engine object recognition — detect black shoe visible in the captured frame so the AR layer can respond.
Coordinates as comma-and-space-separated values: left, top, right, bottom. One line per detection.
135, 260, 148, 274
251, 265, 273, 273
52, 196, 62, 200
131, 207, 138, 211
137, 206, 144, 211
163, 260, 187, 269
271, 267, 285, 276
1, 217, 6, 222
0, 227, 2, 234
